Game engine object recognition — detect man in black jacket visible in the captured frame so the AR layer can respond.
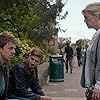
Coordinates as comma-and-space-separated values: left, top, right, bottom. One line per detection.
65, 42, 73, 74
8, 48, 52, 100
76, 46, 82, 67
0, 34, 16, 100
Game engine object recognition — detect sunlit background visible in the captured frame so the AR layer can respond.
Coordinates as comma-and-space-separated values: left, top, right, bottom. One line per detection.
57, 0, 100, 43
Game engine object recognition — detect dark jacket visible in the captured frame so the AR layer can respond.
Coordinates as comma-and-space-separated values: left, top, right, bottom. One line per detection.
0, 64, 9, 100
76, 47, 82, 57
8, 60, 45, 100
65, 46, 73, 58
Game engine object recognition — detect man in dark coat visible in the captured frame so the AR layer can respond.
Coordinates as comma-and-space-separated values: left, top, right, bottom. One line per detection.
76, 46, 82, 67
8, 48, 52, 100
0, 34, 16, 100
65, 42, 73, 74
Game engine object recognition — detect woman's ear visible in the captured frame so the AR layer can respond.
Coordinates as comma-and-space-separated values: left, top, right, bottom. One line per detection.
0, 48, 2, 53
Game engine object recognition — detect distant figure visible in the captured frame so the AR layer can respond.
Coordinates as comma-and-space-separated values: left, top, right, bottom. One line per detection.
64, 43, 73, 74
81, 48, 86, 65
76, 46, 82, 67
57, 48, 63, 55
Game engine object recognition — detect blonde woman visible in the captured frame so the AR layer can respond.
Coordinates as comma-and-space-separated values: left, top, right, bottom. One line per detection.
81, 2, 100, 100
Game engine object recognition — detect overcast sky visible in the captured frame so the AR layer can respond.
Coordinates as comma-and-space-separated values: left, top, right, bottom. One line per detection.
57, 0, 100, 43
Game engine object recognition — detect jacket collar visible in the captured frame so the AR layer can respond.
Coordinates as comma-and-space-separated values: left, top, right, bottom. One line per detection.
0, 63, 7, 69
91, 29, 100, 51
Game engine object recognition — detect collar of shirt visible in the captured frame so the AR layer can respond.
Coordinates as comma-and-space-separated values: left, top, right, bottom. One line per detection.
88, 28, 100, 46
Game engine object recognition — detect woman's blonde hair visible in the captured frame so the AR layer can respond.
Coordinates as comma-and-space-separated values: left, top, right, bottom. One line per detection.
82, 2, 100, 15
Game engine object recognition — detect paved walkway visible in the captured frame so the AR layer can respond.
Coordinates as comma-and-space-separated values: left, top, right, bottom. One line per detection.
43, 56, 86, 100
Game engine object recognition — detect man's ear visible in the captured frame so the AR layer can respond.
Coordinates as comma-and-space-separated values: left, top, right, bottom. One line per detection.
39, 60, 43, 65
95, 14, 100, 19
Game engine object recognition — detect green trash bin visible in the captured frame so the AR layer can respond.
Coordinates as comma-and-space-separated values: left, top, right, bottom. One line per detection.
49, 55, 64, 82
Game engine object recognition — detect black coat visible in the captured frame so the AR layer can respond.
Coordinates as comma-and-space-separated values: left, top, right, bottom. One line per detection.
0, 64, 8, 100
8, 60, 45, 100
65, 46, 73, 58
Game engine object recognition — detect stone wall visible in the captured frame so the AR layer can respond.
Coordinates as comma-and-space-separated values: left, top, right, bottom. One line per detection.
38, 62, 49, 86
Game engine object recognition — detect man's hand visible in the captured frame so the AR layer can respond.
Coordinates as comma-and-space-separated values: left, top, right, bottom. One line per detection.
40, 96, 52, 100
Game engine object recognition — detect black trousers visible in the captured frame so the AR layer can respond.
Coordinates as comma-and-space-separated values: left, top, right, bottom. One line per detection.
65, 57, 73, 72
77, 56, 82, 66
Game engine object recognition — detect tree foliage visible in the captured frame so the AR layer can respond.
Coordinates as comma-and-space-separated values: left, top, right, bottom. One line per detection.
0, 0, 66, 42
0, 0, 68, 60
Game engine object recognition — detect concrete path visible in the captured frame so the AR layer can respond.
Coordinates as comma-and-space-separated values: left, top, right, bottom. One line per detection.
43, 56, 86, 100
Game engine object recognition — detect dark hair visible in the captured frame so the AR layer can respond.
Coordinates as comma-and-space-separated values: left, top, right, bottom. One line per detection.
0, 34, 16, 48
66, 42, 70, 46
31, 48, 44, 61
